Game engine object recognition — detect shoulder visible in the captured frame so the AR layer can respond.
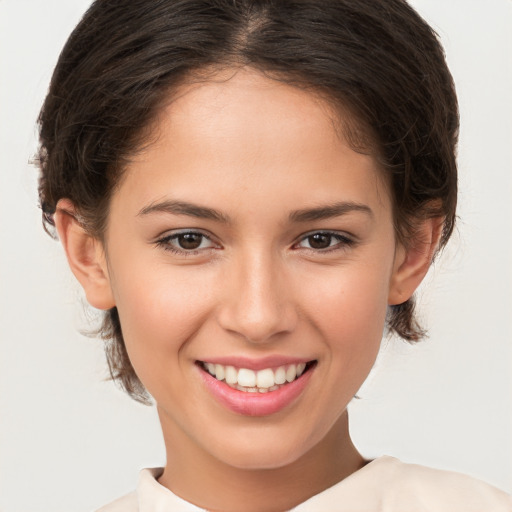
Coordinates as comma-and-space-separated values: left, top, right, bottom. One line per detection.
94, 491, 138, 512
93, 467, 207, 512
297, 456, 512, 512
369, 456, 512, 512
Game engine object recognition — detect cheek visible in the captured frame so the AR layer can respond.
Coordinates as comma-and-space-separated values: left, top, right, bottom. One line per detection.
302, 261, 391, 370
109, 261, 215, 380
306, 264, 390, 334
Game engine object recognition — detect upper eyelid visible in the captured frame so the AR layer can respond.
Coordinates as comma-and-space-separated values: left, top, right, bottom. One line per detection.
155, 229, 220, 250
292, 230, 356, 251
154, 228, 353, 239
155, 230, 220, 256
153, 228, 355, 247
156, 228, 215, 241
295, 229, 355, 241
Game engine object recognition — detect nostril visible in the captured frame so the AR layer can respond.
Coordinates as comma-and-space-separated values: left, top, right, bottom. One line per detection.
216, 300, 299, 344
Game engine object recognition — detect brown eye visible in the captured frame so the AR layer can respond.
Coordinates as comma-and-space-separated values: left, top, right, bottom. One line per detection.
177, 233, 204, 250
296, 231, 354, 252
157, 231, 216, 253
307, 233, 333, 249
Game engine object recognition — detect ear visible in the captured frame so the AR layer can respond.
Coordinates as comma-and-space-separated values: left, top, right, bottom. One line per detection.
54, 199, 116, 310
388, 217, 444, 306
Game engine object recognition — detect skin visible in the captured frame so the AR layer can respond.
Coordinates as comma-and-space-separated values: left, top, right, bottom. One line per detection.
56, 68, 440, 512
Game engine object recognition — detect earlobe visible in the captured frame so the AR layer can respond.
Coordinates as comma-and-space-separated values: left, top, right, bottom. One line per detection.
388, 217, 444, 306
54, 199, 116, 310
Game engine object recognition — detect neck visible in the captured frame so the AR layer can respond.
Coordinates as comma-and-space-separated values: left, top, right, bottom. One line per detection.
157, 409, 365, 512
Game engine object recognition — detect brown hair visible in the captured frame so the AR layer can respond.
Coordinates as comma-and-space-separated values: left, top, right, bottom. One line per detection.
37, 0, 459, 403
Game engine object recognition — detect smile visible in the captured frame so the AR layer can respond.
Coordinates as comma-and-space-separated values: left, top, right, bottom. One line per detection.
196, 357, 317, 416
200, 361, 314, 393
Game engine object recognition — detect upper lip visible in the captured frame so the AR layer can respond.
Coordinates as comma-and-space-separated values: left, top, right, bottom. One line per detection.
197, 356, 315, 371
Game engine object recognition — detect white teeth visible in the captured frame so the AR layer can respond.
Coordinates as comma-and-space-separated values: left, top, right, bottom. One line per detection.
237, 368, 256, 387
225, 365, 238, 385
236, 385, 258, 393
214, 364, 225, 381
203, 361, 311, 391
274, 367, 286, 385
285, 365, 297, 383
256, 368, 275, 388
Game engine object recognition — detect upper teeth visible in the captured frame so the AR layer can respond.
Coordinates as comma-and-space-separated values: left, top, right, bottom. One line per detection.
204, 362, 307, 391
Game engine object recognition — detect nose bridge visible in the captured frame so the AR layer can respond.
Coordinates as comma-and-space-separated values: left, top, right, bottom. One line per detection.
218, 247, 296, 343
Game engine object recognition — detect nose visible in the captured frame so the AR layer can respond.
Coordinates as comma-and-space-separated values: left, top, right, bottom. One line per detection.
216, 252, 298, 344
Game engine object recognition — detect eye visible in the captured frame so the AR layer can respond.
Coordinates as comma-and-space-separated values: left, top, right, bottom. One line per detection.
295, 231, 354, 251
156, 230, 217, 253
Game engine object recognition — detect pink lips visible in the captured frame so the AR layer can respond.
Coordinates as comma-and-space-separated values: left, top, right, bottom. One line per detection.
197, 361, 315, 417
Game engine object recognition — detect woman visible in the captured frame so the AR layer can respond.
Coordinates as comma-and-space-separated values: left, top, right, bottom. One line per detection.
4, 0, 511, 510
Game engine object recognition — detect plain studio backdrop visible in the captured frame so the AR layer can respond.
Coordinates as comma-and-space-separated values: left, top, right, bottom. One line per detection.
0, 1, 511, 510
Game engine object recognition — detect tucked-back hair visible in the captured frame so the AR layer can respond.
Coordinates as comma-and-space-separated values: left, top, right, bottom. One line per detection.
38, 0, 459, 403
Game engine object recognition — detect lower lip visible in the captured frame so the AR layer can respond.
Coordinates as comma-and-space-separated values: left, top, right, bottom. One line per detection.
198, 365, 314, 417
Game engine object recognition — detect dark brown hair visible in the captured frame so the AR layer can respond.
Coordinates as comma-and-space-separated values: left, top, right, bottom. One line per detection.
37, 0, 459, 403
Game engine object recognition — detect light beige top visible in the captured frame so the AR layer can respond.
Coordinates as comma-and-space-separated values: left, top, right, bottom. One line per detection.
96, 456, 512, 512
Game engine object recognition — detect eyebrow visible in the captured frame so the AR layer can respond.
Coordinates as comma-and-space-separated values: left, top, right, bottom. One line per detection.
138, 199, 373, 224
138, 200, 231, 223
289, 202, 373, 222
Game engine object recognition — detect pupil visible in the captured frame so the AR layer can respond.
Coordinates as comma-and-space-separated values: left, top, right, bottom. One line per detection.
178, 233, 202, 250
309, 233, 331, 249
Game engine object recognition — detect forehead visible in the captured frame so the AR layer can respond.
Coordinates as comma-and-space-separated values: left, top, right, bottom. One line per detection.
115, 68, 391, 220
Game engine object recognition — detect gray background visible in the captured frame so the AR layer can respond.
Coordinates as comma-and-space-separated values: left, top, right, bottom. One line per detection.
1, 0, 511, 510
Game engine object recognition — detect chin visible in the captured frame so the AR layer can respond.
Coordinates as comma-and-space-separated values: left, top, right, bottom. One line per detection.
207, 427, 319, 471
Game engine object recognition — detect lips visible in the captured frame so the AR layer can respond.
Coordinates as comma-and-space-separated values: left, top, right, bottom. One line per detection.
197, 359, 316, 416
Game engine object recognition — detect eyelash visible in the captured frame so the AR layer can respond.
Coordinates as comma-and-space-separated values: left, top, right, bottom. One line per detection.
292, 231, 356, 253
155, 229, 355, 256
155, 230, 218, 256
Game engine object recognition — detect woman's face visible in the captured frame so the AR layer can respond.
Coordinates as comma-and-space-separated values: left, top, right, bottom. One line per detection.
102, 69, 402, 469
